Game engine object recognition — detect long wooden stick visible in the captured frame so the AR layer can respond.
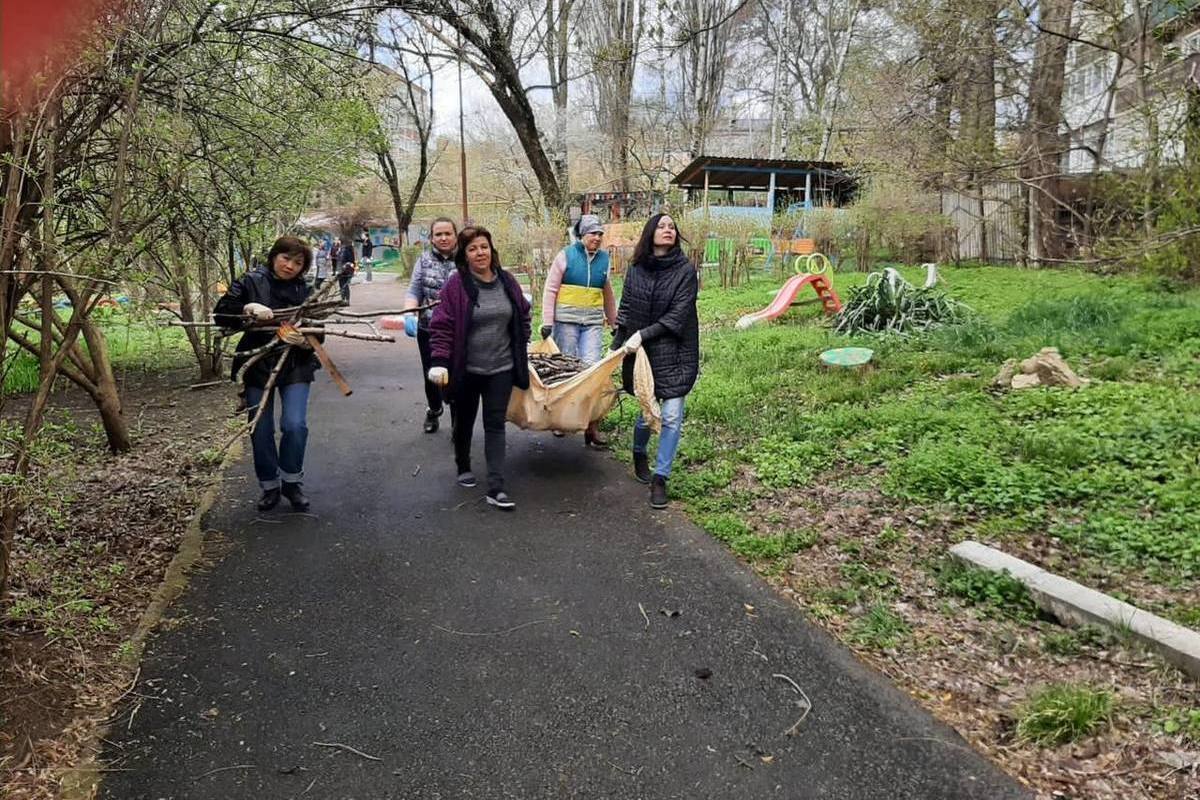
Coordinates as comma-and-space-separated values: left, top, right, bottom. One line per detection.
297, 328, 394, 342
305, 335, 352, 396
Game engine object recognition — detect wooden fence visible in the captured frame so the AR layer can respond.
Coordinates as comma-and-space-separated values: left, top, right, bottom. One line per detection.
941, 182, 1026, 263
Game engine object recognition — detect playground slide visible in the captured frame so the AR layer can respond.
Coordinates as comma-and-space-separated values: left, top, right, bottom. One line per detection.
735, 273, 841, 330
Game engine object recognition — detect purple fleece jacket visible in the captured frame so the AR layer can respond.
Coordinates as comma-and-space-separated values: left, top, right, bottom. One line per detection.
429, 268, 532, 390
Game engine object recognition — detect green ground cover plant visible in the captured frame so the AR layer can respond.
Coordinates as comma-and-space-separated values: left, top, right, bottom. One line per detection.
652, 265, 1200, 586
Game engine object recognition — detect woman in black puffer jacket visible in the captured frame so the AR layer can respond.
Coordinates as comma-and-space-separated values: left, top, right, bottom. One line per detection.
214, 236, 321, 513
611, 213, 699, 510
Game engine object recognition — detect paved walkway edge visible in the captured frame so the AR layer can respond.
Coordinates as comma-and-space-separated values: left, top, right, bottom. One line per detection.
59, 440, 244, 800
949, 540, 1200, 679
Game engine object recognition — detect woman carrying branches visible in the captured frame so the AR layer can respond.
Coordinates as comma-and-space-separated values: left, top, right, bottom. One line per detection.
214, 236, 321, 513
539, 213, 617, 447
611, 214, 699, 510
427, 225, 531, 510
403, 217, 458, 434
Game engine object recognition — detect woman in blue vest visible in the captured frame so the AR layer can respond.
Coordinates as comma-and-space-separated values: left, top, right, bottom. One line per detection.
539, 214, 617, 447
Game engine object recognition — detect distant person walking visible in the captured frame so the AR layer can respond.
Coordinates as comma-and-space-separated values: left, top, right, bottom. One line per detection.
403, 217, 458, 433
611, 213, 699, 510
313, 239, 332, 291
337, 236, 356, 304
214, 236, 322, 513
540, 214, 616, 447
427, 225, 531, 510
360, 232, 375, 283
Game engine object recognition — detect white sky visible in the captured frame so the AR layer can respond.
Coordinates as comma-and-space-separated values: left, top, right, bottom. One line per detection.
428, 58, 498, 137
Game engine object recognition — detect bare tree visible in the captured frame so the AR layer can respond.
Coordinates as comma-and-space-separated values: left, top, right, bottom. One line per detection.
673, 0, 745, 156
577, 0, 642, 187
374, 20, 439, 242
401, 0, 568, 211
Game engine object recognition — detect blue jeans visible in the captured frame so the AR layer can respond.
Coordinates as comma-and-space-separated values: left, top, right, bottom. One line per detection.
633, 396, 685, 478
244, 383, 311, 490
553, 322, 603, 365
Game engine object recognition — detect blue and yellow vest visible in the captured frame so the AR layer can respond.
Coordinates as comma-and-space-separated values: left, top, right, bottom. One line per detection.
555, 241, 609, 325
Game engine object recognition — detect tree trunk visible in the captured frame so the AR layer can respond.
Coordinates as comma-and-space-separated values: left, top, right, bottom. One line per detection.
1022, 0, 1075, 264
78, 315, 131, 452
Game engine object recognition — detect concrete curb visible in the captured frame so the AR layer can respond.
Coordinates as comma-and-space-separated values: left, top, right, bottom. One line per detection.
949, 540, 1200, 680
59, 439, 243, 800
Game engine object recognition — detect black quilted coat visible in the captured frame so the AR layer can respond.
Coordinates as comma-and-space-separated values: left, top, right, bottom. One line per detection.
213, 268, 321, 389
613, 249, 700, 400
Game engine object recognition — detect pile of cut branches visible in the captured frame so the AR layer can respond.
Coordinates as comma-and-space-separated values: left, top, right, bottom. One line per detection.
833, 268, 972, 335
529, 353, 588, 386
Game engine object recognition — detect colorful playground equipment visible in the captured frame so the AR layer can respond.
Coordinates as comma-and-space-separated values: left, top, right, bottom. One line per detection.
735, 253, 842, 330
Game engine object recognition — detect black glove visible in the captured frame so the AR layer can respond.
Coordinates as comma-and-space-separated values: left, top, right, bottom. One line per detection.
539, 324, 553, 340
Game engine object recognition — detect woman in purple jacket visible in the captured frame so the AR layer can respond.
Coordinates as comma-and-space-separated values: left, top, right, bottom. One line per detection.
427, 225, 531, 510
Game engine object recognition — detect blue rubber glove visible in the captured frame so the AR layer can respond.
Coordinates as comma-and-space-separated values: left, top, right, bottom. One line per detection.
403, 315, 418, 338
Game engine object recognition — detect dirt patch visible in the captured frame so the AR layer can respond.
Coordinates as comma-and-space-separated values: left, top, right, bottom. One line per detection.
1, 367, 236, 799
739, 471, 1200, 800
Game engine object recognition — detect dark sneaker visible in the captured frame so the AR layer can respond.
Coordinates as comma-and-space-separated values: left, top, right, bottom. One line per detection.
487, 490, 515, 510
457, 471, 477, 488
424, 407, 441, 434
633, 453, 652, 484
650, 475, 669, 510
281, 482, 310, 512
257, 488, 281, 511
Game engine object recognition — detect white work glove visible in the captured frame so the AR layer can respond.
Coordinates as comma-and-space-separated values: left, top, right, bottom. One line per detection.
243, 302, 273, 322
427, 367, 449, 386
622, 330, 643, 354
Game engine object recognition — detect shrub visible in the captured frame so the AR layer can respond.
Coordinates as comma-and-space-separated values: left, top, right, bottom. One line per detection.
834, 270, 973, 334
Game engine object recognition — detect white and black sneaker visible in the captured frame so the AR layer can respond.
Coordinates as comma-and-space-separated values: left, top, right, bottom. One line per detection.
457, 471, 477, 488
486, 490, 515, 510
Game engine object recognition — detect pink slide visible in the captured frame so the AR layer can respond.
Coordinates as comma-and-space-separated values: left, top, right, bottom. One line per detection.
735, 274, 842, 330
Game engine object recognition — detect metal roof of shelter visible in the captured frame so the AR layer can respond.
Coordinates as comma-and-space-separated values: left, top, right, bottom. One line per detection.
671, 156, 855, 191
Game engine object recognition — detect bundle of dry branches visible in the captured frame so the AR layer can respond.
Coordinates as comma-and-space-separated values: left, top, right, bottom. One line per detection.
164, 281, 437, 449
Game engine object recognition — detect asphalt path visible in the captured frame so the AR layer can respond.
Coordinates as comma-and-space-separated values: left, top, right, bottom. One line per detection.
99, 276, 1029, 799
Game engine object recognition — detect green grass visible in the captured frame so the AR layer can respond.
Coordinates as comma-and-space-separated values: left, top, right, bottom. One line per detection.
644, 265, 1200, 584
850, 603, 911, 649
1016, 684, 1114, 745
695, 512, 818, 562
4, 306, 195, 393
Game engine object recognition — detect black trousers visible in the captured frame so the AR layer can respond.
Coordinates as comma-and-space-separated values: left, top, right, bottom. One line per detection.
416, 328, 444, 414
337, 273, 352, 303
452, 371, 513, 492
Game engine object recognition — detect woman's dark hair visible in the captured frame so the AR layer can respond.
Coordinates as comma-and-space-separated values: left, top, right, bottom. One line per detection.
430, 216, 458, 234
454, 225, 502, 277
632, 213, 685, 265
267, 236, 312, 274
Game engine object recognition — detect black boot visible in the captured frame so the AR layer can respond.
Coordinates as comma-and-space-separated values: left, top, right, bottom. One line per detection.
257, 488, 280, 511
633, 453, 652, 484
424, 407, 441, 434
281, 482, 310, 512
650, 475, 669, 510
